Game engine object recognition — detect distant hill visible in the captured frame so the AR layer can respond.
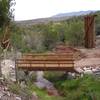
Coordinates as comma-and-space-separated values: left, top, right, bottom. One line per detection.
53, 10, 96, 18
15, 10, 97, 26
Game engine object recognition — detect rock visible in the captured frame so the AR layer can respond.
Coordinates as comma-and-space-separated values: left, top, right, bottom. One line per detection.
83, 67, 91, 71
31, 92, 38, 100
74, 67, 83, 73
67, 72, 76, 79
92, 68, 98, 72
35, 71, 54, 89
0, 77, 4, 81
0, 91, 4, 98
36, 77, 54, 89
83, 69, 93, 74
36, 71, 44, 81
35, 71, 59, 96
6, 91, 11, 96
0, 84, 22, 100
34, 81, 45, 89
4, 87, 8, 91
16, 96, 21, 100
46, 87, 59, 96
77, 66, 94, 74
1, 95, 16, 100
1, 59, 16, 81
35, 71, 60, 97
20, 81, 26, 88
17, 71, 26, 82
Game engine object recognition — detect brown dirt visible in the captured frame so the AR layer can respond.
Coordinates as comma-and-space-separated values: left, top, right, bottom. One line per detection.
74, 47, 100, 67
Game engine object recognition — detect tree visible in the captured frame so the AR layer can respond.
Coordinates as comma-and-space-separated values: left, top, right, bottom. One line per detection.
0, 0, 15, 76
0, 0, 15, 27
0, 0, 15, 50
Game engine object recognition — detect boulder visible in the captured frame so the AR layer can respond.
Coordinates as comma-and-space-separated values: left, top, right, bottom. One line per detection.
1, 59, 16, 81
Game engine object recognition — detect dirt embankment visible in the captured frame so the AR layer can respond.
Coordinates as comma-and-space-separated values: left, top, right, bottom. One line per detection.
75, 47, 100, 67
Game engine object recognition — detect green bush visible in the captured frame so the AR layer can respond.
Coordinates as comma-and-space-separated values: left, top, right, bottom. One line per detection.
49, 75, 100, 100
8, 83, 21, 94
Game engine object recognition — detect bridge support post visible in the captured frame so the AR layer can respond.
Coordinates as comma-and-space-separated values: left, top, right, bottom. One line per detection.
84, 15, 96, 48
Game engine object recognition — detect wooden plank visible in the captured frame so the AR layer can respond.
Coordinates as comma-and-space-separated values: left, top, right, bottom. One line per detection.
16, 61, 73, 64
17, 63, 74, 68
22, 53, 73, 56
17, 57, 74, 61
17, 65, 74, 68
18, 55, 73, 58
17, 67, 75, 71
22, 56, 73, 59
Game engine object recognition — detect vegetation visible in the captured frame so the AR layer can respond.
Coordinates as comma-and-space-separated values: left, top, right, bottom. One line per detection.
8, 79, 64, 100
95, 11, 100, 35
10, 11, 100, 53
45, 74, 100, 100
0, 0, 15, 51
0, 0, 14, 27
11, 16, 84, 52
0, 0, 15, 77
8, 74, 100, 100
0, 1, 100, 99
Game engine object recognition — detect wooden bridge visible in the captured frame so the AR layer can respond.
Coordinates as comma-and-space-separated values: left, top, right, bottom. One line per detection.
16, 52, 75, 72
15, 45, 78, 73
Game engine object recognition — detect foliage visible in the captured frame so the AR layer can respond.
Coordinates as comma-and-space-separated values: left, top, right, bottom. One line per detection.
95, 11, 100, 35
58, 18, 84, 46
10, 11, 100, 52
8, 80, 65, 100
11, 16, 85, 52
0, 0, 15, 51
8, 73, 100, 100
47, 75, 100, 100
11, 27, 32, 53
8, 82, 21, 94
0, 0, 15, 27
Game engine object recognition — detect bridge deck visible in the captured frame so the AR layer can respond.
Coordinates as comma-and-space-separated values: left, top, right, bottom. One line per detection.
16, 53, 75, 71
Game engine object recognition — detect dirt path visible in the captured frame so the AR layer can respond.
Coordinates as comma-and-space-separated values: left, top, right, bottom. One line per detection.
75, 58, 100, 67
74, 47, 100, 67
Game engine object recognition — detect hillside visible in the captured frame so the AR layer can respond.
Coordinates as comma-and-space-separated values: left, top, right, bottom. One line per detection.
15, 10, 97, 26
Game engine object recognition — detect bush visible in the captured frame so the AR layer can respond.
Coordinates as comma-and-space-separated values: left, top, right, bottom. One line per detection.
50, 75, 100, 100
8, 83, 21, 94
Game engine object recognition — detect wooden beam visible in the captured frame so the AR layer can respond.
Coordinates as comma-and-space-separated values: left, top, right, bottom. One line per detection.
84, 15, 96, 48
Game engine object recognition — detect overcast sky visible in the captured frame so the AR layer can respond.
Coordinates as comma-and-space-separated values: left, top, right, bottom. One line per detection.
15, 0, 100, 21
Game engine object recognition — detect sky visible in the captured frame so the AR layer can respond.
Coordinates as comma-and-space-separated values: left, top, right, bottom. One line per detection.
15, 0, 100, 21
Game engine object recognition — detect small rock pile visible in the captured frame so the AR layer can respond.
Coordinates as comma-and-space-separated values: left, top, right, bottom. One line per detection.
0, 79, 39, 100
0, 83, 21, 100
75, 66, 100, 77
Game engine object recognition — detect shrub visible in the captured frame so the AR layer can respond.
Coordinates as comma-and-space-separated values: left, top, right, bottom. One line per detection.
8, 83, 21, 94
